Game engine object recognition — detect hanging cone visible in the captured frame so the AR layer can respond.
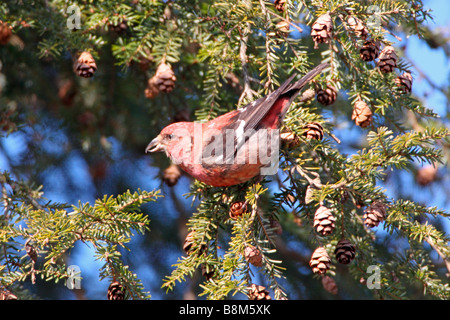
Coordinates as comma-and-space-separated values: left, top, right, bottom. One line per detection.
359, 40, 380, 62
313, 205, 336, 236
229, 201, 248, 219
201, 264, 215, 280
145, 76, 159, 98
107, 282, 125, 300
303, 122, 324, 140
276, 20, 290, 38
322, 275, 338, 295
244, 246, 263, 267
248, 284, 271, 300
352, 100, 373, 128
416, 164, 438, 186
309, 247, 331, 275
154, 62, 176, 93
0, 21, 12, 45
395, 72, 413, 93
0, 288, 17, 300
162, 164, 181, 187
311, 13, 333, 49
25, 243, 38, 263
377, 46, 398, 73
347, 15, 369, 39
316, 86, 337, 106
274, 0, 287, 12
280, 130, 300, 149
74, 51, 97, 78
363, 201, 386, 228
183, 231, 206, 255
334, 239, 356, 264
108, 16, 128, 34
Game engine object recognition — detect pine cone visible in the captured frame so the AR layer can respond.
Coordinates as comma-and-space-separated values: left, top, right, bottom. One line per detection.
309, 246, 331, 275
395, 72, 413, 93
163, 164, 181, 187
377, 46, 398, 73
274, 0, 287, 12
352, 100, 373, 128
244, 246, 263, 267
154, 62, 176, 93
359, 40, 380, 62
276, 20, 290, 39
363, 201, 386, 228
25, 243, 38, 263
313, 205, 336, 236
0, 288, 18, 300
303, 122, 324, 140
74, 51, 97, 78
316, 86, 337, 106
183, 231, 206, 255
107, 282, 125, 300
347, 15, 369, 39
229, 201, 248, 219
270, 218, 283, 235
248, 284, 271, 300
145, 76, 159, 99
311, 13, 333, 49
280, 131, 300, 149
201, 264, 215, 280
416, 165, 438, 186
322, 275, 338, 295
334, 239, 356, 264
0, 22, 12, 45
108, 16, 128, 34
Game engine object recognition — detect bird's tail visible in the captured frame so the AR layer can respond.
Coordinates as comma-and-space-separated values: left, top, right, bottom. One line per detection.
283, 62, 330, 101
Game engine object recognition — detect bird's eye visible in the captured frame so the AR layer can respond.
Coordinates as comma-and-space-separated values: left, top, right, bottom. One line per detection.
166, 134, 175, 140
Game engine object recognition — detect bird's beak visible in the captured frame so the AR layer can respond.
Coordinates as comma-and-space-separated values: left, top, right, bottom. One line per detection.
145, 135, 164, 153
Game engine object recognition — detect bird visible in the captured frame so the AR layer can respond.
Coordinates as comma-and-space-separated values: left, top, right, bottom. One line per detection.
146, 63, 329, 187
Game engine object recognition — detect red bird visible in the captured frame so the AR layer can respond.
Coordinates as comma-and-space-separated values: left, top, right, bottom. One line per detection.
146, 63, 328, 187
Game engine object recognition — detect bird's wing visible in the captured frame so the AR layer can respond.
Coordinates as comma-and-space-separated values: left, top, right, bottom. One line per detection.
202, 63, 329, 166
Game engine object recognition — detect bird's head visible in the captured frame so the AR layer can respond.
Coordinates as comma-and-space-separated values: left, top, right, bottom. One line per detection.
145, 122, 194, 160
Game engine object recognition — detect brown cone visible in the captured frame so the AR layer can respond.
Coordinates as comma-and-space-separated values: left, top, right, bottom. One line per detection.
303, 122, 324, 140
248, 284, 271, 300
316, 86, 337, 106
280, 131, 300, 149
322, 275, 338, 295
274, 0, 287, 12
107, 282, 125, 300
0, 22, 12, 45
154, 62, 176, 93
416, 164, 438, 186
313, 205, 336, 236
377, 46, 398, 73
395, 72, 413, 93
363, 201, 386, 228
347, 15, 369, 39
352, 100, 373, 128
360, 40, 380, 62
163, 164, 181, 187
244, 246, 263, 267
74, 51, 97, 78
309, 247, 331, 275
311, 13, 333, 49
334, 239, 356, 264
229, 201, 248, 219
